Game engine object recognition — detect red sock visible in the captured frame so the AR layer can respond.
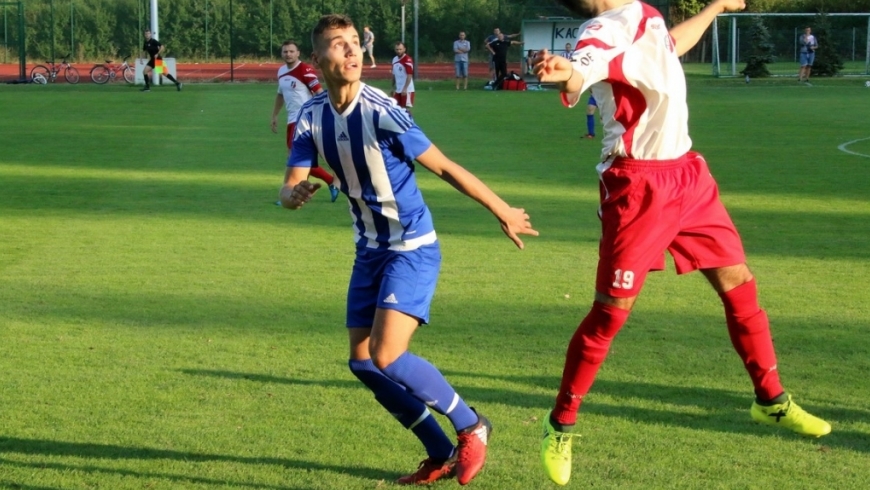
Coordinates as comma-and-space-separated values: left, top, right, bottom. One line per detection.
309, 166, 334, 185
719, 280, 783, 401
552, 301, 630, 426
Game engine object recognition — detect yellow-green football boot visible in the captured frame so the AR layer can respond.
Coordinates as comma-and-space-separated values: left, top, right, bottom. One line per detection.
750, 394, 831, 437
541, 410, 576, 486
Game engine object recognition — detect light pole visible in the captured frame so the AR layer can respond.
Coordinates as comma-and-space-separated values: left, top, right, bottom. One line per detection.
150, 0, 158, 85
230, 0, 234, 82
401, 0, 407, 44
413, 0, 418, 69
70, 0, 74, 58
50, 0, 54, 62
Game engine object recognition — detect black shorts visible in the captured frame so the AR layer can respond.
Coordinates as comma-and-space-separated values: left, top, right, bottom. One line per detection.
147, 58, 158, 69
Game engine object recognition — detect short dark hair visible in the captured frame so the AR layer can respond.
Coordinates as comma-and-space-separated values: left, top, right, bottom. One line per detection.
555, 0, 586, 16
281, 39, 299, 49
312, 14, 355, 50
394, 41, 405, 48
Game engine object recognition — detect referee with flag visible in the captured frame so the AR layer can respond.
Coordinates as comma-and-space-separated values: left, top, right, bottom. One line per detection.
140, 29, 182, 92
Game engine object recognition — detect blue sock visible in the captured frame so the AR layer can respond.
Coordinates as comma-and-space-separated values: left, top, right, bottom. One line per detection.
349, 359, 454, 460
586, 114, 595, 136
381, 352, 479, 432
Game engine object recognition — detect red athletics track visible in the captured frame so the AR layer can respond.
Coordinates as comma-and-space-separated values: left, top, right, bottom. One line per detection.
0, 61, 524, 82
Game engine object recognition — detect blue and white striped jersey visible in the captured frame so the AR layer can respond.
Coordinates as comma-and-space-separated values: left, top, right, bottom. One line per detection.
288, 83, 436, 251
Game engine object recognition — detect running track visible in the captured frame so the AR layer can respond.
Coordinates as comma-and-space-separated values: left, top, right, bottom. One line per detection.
0, 61, 524, 83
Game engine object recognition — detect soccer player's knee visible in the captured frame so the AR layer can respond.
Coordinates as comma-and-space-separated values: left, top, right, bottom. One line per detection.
370, 350, 399, 371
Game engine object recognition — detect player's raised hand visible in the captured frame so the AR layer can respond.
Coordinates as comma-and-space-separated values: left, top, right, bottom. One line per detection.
533, 48, 573, 83
281, 180, 321, 209
499, 207, 538, 250
716, 0, 745, 13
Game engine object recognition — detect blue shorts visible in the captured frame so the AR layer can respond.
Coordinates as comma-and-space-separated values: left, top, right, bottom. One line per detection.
346, 242, 441, 327
455, 61, 468, 78
800, 52, 815, 67
588, 96, 597, 107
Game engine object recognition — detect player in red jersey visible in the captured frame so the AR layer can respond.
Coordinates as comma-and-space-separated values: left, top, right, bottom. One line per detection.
533, 0, 831, 485
270, 40, 339, 203
390, 42, 415, 114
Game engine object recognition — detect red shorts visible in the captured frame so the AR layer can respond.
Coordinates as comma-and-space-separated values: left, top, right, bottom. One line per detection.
393, 92, 415, 108
285, 122, 296, 150
595, 151, 746, 297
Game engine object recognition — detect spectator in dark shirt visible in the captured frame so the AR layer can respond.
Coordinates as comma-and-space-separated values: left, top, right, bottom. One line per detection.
487, 32, 522, 88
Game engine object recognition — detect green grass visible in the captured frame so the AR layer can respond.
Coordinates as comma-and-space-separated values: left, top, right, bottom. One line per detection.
1, 79, 869, 489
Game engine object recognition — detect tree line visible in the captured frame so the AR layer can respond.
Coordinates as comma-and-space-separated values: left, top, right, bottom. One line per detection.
13, 0, 573, 63
7, 0, 867, 63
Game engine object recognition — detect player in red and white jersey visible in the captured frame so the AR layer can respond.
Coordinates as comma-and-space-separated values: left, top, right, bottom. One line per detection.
390, 42, 415, 113
270, 39, 338, 202
533, 1, 830, 485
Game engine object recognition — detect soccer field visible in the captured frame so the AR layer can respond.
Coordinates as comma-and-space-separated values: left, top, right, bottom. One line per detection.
1, 79, 869, 489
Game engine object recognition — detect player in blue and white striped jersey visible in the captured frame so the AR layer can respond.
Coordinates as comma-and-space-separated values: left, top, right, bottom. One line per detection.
280, 14, 537, 486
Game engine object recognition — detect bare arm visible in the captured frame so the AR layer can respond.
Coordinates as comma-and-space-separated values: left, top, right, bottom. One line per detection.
270, 94, 284, 133
415, 144, 537, 249
486, 40, 495, 55
670, 0, 745, 56
279, 166, 317, 209
402, 71, 412, 94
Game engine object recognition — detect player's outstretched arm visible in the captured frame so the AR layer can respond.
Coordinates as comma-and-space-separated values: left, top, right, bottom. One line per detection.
416, 144, 538, 249
279, 166, 318, 209
533, 48, 585, 105
670, 0, 745, 56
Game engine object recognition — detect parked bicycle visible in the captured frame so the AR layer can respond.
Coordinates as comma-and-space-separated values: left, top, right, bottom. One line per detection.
90, 57, 135, 84
30, 55, 80, 84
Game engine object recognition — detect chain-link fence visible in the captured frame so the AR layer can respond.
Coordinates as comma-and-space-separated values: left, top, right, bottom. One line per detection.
708, 13, 870, 76
10, 0, 608, 65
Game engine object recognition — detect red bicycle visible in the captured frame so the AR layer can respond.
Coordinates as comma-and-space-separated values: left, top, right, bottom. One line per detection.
89, 57, 135, 84
30, 55, 80, 84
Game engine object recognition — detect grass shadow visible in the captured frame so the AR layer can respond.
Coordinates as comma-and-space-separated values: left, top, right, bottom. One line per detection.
0, 437, 394, 485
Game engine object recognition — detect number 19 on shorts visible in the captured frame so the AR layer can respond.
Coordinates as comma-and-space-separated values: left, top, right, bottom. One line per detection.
612, 269, 635, 290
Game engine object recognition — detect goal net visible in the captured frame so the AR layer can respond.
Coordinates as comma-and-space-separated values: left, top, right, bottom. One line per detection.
710, 13, 870, 77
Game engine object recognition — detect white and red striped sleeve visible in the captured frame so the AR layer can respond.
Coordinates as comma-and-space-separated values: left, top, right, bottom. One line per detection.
401, 55, 414, 77
301, 64, 322, 93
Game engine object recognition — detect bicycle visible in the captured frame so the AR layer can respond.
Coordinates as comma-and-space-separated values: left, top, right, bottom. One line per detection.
30, 55, 80, 84
89, 57, 135, 84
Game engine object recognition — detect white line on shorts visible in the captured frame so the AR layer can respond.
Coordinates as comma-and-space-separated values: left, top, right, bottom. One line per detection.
838, 137, 870, 158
